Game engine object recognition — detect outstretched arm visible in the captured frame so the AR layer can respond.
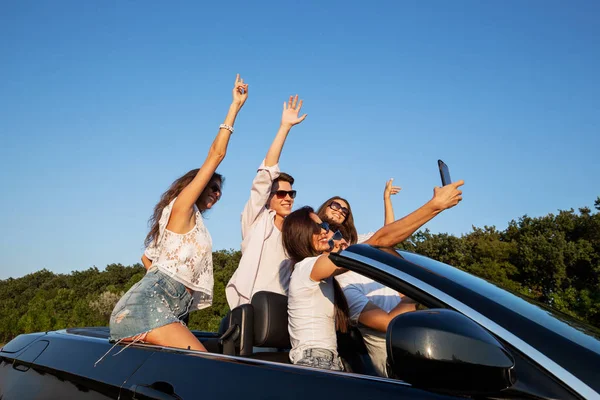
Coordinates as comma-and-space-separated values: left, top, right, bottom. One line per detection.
167, 75, 249, 233
241, 95, 307, 236
366, 180, 464, 248
265, 95, 307, 167
383, 178, 401, 225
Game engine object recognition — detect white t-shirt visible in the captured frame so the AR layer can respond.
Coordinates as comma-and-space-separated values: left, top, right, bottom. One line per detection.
357, 232, 375, 244
251, 227, 292, 297
288, 256, 337, 363
335, 271, 401, 377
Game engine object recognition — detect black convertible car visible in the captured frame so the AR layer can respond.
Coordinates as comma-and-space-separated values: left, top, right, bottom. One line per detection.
2, 244, 599, 399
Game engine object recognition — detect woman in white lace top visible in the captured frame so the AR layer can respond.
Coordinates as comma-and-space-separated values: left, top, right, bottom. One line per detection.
108, 74, 249, 353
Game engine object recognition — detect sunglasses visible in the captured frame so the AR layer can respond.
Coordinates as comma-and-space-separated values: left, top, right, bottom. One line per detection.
209, 183, 222, 194
328, 230, 345, 251
272, 190, 297, 199
329, 201, 349, 216
314, 221, 330, 233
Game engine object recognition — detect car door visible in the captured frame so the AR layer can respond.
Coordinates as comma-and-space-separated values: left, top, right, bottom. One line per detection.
1, 332, 154, 400
119, 349, 464, 400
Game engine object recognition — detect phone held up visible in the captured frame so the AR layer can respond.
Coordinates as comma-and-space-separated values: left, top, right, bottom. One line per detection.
438, 159, 452, 186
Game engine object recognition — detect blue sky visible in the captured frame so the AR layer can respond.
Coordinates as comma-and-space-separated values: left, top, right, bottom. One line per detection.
1, 1, 599, 279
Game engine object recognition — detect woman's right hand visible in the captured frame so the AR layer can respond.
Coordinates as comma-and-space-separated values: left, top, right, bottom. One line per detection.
232, 74, 249, 108
281, 94, 307, 128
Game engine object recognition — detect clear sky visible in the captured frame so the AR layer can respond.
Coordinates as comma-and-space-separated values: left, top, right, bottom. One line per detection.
1, 1, 599, 279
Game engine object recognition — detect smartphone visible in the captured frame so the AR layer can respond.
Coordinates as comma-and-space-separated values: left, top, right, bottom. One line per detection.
438, 159, 452, 186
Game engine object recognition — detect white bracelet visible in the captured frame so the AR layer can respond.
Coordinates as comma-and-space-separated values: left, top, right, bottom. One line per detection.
219, 124, 234, 133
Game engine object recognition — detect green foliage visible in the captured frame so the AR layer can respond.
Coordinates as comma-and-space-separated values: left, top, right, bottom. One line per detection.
399, 198, 600, 328
1, 197, 599, 343
0, 264, 146, 343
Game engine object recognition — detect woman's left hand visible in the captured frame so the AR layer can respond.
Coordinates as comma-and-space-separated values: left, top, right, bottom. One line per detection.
384, 178, 401, 199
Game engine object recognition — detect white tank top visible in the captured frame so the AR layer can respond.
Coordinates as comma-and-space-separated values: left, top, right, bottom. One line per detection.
288, 256, 337, 363
144, 198, 213, 310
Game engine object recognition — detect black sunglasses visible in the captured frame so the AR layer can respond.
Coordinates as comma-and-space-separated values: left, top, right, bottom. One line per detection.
329, 201, 349, 216
328, 230, 345, 251
314, 221, 330, 233
209, 183, 222, 193
272, 190, 297, 199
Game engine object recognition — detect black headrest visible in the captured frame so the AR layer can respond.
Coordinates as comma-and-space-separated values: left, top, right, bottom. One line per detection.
251, 291, 290, 349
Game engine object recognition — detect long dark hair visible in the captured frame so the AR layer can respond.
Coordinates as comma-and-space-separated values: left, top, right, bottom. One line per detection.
144, 170, 223, 248
282, 206, 350, 332
316, 196, 358, 245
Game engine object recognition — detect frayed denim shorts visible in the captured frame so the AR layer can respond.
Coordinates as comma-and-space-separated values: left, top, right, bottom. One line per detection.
109, 267, 193, 342
295, 348, 344, 371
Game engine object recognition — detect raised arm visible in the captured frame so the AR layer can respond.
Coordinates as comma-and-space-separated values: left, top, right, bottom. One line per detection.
383, 178, 401, 225
366, 180, 464, 248
167, 74, 249, 232
265, 95, 307, 167
241, 95, 307, 236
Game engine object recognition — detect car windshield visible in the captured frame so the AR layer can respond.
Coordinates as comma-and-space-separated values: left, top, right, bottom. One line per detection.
398, 251, 600, 352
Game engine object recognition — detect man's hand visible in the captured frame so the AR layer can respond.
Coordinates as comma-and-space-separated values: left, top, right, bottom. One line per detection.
430, 180, 464, 211
281, 95, 307, 128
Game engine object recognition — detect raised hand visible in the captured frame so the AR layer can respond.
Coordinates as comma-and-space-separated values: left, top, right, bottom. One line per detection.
281, 95, 307, 128
232, 74, 249, 108
384, 178, 401, 199
431, 180, 464, 211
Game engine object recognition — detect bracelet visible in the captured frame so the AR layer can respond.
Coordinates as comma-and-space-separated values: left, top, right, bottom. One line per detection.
219, 124, 234, 133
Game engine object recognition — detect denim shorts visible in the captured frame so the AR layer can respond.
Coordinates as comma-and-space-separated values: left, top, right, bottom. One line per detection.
109, 267, 193, 342
295, 348, 344, 371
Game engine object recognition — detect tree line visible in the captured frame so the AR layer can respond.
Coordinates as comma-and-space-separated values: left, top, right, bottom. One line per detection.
1, 197, 598, 343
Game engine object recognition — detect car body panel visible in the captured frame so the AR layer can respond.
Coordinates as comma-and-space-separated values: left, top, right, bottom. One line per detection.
122, 347, 462, 400
2, 245, 599, 399
0, 331, 154, 399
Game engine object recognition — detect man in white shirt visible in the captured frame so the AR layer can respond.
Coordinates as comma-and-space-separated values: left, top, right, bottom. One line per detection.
226, 95, 307, 308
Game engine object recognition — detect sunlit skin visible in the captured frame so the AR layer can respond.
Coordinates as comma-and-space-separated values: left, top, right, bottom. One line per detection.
330, 237, 349, 253
269, 180, 294, 227
310, 213, 334, 253
196, 178, 222, 210
263, 94, 306, 230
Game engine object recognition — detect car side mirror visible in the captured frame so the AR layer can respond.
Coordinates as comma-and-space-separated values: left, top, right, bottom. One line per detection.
387, 309, 515, 395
